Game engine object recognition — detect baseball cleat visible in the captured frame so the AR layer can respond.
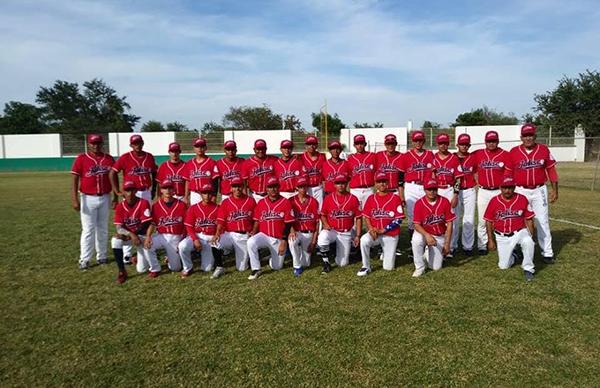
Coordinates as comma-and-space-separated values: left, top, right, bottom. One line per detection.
445, 251, 454, 260
412, 268, 425, 277
148, 271, 160, 279
293, 268, 304, 276
395, 249, 403, 257
543, 256, 555, 264
79, 262, 89, 271
116, 271, 127, 284
463, 250, 473, 257
248, 270, 262, 280
210, 266, 224, 279
180, 269, 194, 278
97, 259, 108, 265
122, 256, 131, 264
357, 268, 371, 277
321, 261, 331, 274
478, 249, 488, 256
524, 270, 534, 282
408, 252, 414, 260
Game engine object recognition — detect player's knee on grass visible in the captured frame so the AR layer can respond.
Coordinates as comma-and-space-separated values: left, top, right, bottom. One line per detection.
111, 237, 123, 249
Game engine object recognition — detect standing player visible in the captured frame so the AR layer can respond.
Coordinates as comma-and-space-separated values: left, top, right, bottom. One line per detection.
506, 123, 559, 263
322, 141, 350, 196
375, 134, 403, 195
274, 139, 303, 199
71, 133, 117, 270
450, 133, 477, 256
216, 140, 245, 201
348, 134, 376, 209
358, 172, 405, 276
289, 176, 320, 276
317, 174, 362, 273
242, 139, 278, 203
184, 138, 219, 205
485, 176, 536, 281
156, 142, 186, 201
411, 179, 455, 277
474, 130, 511, 255
302, 135, 326, 209
247, 177, 295, 280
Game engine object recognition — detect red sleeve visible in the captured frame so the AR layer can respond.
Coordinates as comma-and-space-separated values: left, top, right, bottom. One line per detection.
149, 154, 158, 172
284, 200, 294, 223
184, 207, 195, 227
151, 205, 160, 225
217, 202, 227, 225
524, 197, 535, 219
547, 166, 558, 182
212, 159, 221, 179
241, 160, 249, 179
112, 156, 123, 172
186, 225, 198, 241
362, 197, 373, 220
397, 154, 407, 172
353, 197, 362, 218
113, 204, 123, 225
483, 198, 496, 222
453, 156, 464, 178
413, 201, 423, 225
445, 200, 456, 222
71, 155, 82, 175
156, 164, 165, 182
394, 196, 405, 218
141, 201, 152, 223
320, 197, 329, 216
253, 201, 262, 221
504, 150, 515, 172
182, 161, 191, 181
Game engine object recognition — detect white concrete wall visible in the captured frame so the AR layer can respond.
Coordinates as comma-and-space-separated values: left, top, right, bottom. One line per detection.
455, 125, 522, 151
548, 146, 577, 162
109, 132, 176, 156
224, 130, 292, 154
340, 127, 408, 153
3, 134, 62, 158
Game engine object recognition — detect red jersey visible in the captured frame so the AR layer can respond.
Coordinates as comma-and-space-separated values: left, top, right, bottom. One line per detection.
150, 198, 186, 235
290, 195, 320, 232
184, 157, 220, 192
216, 157, 245, 196
474, 148, 511, 188
301, 152, 326, 187
456, 153, 477, 189
273, 156, 303, 193
217, 195, 256, 233
242, 155, 278, 193
71, 152, 115, 195
322, 158, 351, 193
413, 196, 456, 236
156, 160, 186, 196
375, 151, 403, 189
114, 198, 152, 233
185, 201, 219, 238
362, 192, 405, 237
398, 150, 435, 183
434, 152, 463, 187
506, 144, 557, 187
348, 152, 376, 188
112, 151, 157, 190
253, 196, 294, 239
484, 193, 535, 233
321, 192, 361, 231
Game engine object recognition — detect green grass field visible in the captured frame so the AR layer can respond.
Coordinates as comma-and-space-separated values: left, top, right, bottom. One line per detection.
1, 171, 599, 387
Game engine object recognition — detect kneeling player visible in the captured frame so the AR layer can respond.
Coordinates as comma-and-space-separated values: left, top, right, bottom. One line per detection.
317, 174, 362, 273
358, 172, 405, 276
289, 176, 320, 276
411, 179, 455, 277
484, 177, 536, 281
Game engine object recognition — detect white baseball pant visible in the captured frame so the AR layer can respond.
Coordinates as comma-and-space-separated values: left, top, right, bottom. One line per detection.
404, 182, 425, 230
178, 233, 215, 272
516, 185, 553, 258
147, 233, 183, 272
190, 191, 202, 206
451, 188, 476, 251
350, 187, 373, 210
122, 190, 152, 261
174, 195, 185, 201
477, 188, 500, 250
412, 233, 445, 272
280, 191, 297, 199
289, 231, 314, 269
250, 191, 267, 204
495, 228, 535, 273
214, 231, 250, 271
111, 235, 160, 273
247, 232, 285, 271
317, 229, 353, 267
79, 193, 110, 265
308, 186, 324, 211
220, 194, 230, 201
360, 233, 399, 270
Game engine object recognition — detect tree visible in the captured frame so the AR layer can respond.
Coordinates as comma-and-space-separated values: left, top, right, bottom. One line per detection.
421, 121, 442, 130
353, 121, 384, 128
166, 121, 188, 132
201, 121, 225, 134
452, 106, 519, 127
283, 115, 302, 131
141, 120, 166, 132
311, 112, 346, 136
222, 104, 283, 131
0, 102, 47, 134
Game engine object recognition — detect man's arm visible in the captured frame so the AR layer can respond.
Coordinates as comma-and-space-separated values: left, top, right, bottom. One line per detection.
151, 172, 158, 199
109, 170, 120, 196
525, 218, 535, 235
144, 224, 156, 249
250, 220, 259, 236
184, 181, 191, 205
71, 174, 80, 211
414, 224, 436, 246
320, 214, 331, 230
443, 221, 453, 255
486, 221, 496, 251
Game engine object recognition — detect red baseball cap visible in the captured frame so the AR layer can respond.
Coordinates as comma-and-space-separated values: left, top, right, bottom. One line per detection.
328, 141, 342, 149
411, 131, 425, 141
334, 173, 349, 183
266, 176, 279, 187
280, 139, 293, 148
168, 142, 181, 151
521, 123, 536, 136
501, 176, 516, 187
305, 136, 318, 145
485, 131, 499, 141
230, 176, 243, 186
87, 133, 103, 143
130, 134, 143, 144
384, 134, 397, 144
296, 176, 309, 187
161, 179, 174, 188
200, 183, 214, 192
424, 179, 438, 190
194, 138, 207, 147
353, 134, 366, 144
254, 139, 267, 149
437, 133, 450, 144
375, 172, 388, 182
123, 180, 137, 190
224, 140, 237, 149
457, 134, 471, 145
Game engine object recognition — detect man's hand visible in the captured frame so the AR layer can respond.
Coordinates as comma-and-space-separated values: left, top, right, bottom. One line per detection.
114, 233, 130, 241
278, 240, 287, 256
451, 196, 458, 208
442, 243, 450, 256
143, 237, 153, 250
184, 197, 190, 206
488, 240, 497, 251
288, 230, 297, 241
131, 235, 142, 246
308, 241, 316, 253
353, 236, 360, 248
369, 228, 378, 240
377, 228, 386, 235
72, 199, 80, 212
549, 190, 558, 204
193, 239, 202, 251
210, 235, 220, 246
111, 197, 118, 209
322, 223, 332, 231
426, 235, 437, 246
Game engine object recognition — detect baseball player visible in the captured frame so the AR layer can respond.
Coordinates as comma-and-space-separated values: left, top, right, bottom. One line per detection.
288, 176, 320, 276
211, 176, 256, 279
143, 179, 187, 275
317, 174, 362, 273
358, 172, 405, 276
411, 179, 456, 277
274, 139, 302, 199
450, 133, 477, 256
375, 134, 403, 195
242, 139, 278, 203
184, 138, 220, 205
322, 141, 350, 196
302, 135, 326, 209
216, 140, 245, 201
484, 176, 536, 281
178, 183, 220, 274
71, 133, 117, 271
348, 134, 376, 209
247, 177, 295, 280
474, 130, 511, 255
506, 123, 558, 263
111, 180, 157, 284
156, 142, 186, 201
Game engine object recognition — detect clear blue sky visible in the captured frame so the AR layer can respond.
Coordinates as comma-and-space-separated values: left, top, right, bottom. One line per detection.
1, 0, 598, 130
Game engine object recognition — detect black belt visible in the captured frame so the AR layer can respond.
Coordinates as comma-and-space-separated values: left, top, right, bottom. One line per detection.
520, 184, 543, 190
83, 193, 108, 196
407, 181, 423, 185
494, 228, 522, 238
334, 228, 352, 233
232, 231, 248, 234
480, 186, 499, 190
298, 230, 313, 233
388, 189, 398, 192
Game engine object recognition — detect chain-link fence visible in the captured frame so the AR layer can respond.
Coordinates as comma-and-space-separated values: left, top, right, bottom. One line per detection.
61, 133, 110, 156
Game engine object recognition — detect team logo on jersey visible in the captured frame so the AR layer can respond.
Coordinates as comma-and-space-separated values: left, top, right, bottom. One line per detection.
85, 165, 111, 177
495, 209, 523, 220
157, 216, 184, 228
252, 165, 274, 177
222, 170, 241, 180
436, 166, 454, 175
370, 209, 395, 219
480, 160, 504, 169
516, 159, 544, 170
330, 209, 354, 219
166, 173, 184, 182
407, 162, 431, 173
128, 166, 152, 176
352, 164, 374, 174
302, 166, 322, 176
194, 218, 217, 228
379, 163, 398, 173
423, 214, 445, 225
190, 170, 212, 179
227, 210, 252, 222
458, 165, 473, 173
123, 217, 141, 228
260, 210, 285, 221
294, 211, 315, 222
279, 170, 300, 181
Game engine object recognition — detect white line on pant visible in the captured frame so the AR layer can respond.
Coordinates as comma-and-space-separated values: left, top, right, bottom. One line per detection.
549, 217, 600, 231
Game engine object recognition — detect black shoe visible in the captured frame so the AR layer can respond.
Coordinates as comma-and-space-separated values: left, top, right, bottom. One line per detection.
478, 249, 488, 256
524, 270, 534, 281
123, 256, 131, 265
464, 250, 473, 257
97, 259, 108, 265
543, 256, 555, 264
321, 261, 331, 274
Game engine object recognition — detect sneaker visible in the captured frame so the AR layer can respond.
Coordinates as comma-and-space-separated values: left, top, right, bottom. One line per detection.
123, 256, 131, 265
478, 249, 488, 256
408, 252, 414, 260
79, 262, 89, 271
464, 250, 473, 257
97, 258, 108, 265
395, 249, 403, 257
445, 251, 454, 260
293, 268, 304, 276
412, 268, 425, 277
210, 266, 224, 279
248, 270, 262, 280
165, 258, 169, 264
116, 270, 127, 284
180, 269, 194, 278
543, 256, 555, 264
524, 270, 534, 281
357, 267, 371, 277
321, 261, 331, 274
148, 271, 160, 279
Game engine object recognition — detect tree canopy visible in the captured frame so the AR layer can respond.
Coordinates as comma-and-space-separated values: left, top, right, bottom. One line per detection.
222, 104, 283, 131
452, 106, 519, 127
311, 112, 346, 136
421, 120, 442, 130
0, 102, 47, 134
353, 121, 384, 128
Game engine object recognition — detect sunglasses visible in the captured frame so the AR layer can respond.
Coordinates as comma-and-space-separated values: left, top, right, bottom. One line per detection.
225, 147, 237, 151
